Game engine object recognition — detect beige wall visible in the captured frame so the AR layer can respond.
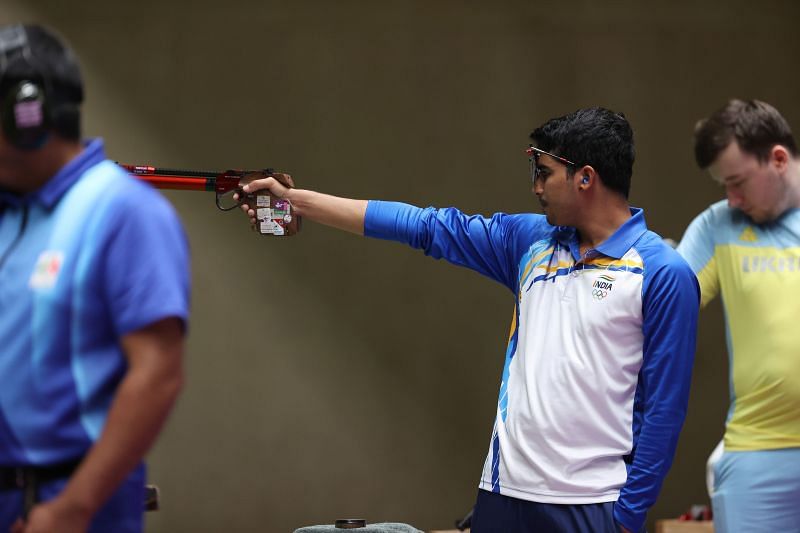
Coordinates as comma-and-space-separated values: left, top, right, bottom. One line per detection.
3, 1, 799, 531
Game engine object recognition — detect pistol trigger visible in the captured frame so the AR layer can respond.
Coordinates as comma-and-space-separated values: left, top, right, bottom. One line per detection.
233, 187, 249, 205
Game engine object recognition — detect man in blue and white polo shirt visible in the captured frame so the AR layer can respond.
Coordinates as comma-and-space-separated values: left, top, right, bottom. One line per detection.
0, 24, 190, 532
240, 107, 699, 532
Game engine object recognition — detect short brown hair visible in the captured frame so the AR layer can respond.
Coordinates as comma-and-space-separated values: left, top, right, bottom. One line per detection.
693, 99, 797, 169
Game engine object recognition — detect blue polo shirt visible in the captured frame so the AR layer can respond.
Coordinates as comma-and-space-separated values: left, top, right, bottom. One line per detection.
365, 201, 699, 533
0, 139, 190, 467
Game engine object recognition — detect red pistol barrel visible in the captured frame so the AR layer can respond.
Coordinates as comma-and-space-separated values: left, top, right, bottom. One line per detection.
119, 164, 217, 191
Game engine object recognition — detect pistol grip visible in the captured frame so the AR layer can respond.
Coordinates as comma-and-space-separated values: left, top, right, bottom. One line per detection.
253, 190, 299, 236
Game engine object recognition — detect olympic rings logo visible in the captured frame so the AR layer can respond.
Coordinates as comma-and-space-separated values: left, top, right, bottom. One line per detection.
592, 288, 608, 300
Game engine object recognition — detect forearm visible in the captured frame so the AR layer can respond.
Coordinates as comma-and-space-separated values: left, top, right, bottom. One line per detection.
285, 188, 368, 235
615, 413, 684, 532
56, 354, 183, 517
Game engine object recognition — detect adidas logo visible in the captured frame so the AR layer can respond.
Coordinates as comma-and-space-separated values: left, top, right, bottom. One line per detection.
739, 226, 758, 242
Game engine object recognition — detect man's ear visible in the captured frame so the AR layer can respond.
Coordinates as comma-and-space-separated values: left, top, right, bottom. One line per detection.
770, 145, 790, 172
577, 165, 597, 190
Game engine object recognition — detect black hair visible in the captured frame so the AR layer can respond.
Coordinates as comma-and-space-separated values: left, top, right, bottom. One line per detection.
694, 99, 797, 169
0, 24, 84, 140
530, 107, 635, 198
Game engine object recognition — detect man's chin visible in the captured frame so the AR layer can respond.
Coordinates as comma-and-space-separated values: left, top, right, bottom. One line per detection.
743, 211, 771, 225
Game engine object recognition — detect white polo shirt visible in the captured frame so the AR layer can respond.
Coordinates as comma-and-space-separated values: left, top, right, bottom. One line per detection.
365, 201, 699, 533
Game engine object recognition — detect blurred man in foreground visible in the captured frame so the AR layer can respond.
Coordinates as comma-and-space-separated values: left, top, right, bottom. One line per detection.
0, 24, 190, 532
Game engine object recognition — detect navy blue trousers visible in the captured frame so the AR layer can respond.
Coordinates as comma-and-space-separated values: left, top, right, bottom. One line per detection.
471, 489, 623, 533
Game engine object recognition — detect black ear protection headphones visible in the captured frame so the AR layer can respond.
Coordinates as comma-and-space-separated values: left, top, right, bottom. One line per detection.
0, 25, 52, 150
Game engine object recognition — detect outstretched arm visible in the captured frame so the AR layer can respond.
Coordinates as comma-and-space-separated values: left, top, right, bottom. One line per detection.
240, 174, 367, 235
239, 174, 535, 291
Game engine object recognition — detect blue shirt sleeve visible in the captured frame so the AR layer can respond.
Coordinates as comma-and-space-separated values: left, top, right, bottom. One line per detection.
102, 179, 191, 336
676, 204, 721, 273
677, 203, 724, 307
613, 237, 700, 533
364, 200, 547, 293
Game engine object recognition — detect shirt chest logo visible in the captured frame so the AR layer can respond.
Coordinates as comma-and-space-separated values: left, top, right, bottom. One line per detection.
738, 226, 758, 242
29, 251, 65, 290
591, 274, 615, 300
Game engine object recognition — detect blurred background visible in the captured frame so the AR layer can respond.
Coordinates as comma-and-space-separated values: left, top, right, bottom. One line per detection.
3, 1, 799, 531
